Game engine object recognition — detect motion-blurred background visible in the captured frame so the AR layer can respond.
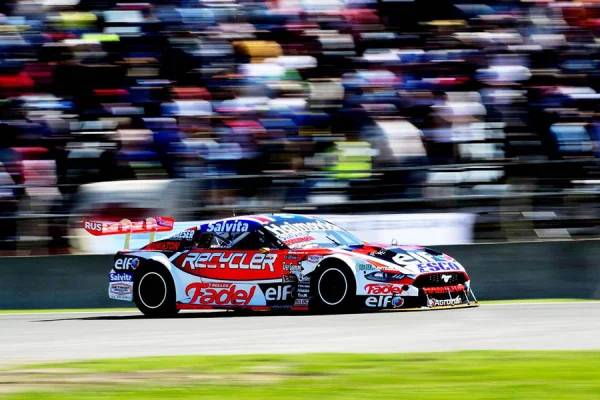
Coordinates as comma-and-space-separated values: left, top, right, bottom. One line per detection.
2, 0, 600, 255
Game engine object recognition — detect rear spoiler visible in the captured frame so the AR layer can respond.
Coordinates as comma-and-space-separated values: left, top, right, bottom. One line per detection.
83, 216, 175, 249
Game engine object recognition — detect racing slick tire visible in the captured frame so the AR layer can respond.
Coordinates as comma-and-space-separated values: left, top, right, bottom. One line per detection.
134, 264, 179, 318
310, 262, 357, 314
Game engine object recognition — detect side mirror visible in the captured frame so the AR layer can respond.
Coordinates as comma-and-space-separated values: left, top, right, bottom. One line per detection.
260, 247, 270, 254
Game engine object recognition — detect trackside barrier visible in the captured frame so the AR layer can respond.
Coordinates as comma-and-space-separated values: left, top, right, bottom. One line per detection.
1, 240, 600, 309
0, 255, 114, 309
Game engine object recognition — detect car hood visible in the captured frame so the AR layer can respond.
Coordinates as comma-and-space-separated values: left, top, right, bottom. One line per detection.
337, 244, 459, 275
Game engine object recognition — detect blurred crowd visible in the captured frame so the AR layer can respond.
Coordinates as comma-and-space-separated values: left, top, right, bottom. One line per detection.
3, 0, 600, 249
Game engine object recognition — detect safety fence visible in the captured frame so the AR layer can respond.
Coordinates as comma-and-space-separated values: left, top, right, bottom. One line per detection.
1, 157, 600, 255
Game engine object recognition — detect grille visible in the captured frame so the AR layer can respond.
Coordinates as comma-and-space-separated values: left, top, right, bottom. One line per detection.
412, 272, 466, 288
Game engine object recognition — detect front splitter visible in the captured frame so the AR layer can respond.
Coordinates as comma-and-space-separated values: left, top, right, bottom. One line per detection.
368, 302, 480, 312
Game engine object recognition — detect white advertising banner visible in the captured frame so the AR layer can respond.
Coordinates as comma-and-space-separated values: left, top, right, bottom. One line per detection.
318, 213, 477, 246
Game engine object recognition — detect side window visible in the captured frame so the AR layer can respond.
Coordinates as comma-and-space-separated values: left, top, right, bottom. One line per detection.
229, 230, 281, 250
193, 229, 283, 250
194, 233, 229, 249
195, 233, 213, 249
228, 232, 262, 250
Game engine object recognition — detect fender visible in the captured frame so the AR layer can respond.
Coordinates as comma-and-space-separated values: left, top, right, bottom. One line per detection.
116, 251, 185, 301
312, 254, 357, 278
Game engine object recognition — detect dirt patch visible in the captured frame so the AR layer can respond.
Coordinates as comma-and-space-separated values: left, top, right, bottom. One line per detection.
0, 368, 291, 394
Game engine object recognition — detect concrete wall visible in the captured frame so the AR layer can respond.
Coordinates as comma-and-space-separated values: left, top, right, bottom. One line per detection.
440, 240, 600, 300
0, 255, 114, 309
1, 240, 599, 309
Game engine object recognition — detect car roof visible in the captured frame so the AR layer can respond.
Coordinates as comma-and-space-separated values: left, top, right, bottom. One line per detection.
196, 214, 334, 234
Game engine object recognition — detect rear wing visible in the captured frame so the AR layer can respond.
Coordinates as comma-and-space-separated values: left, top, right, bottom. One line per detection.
83, 216, 175, 249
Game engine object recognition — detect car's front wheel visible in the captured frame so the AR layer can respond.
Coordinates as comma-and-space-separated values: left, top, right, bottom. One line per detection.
134, 265, 179, 318
310, 263, 356, 313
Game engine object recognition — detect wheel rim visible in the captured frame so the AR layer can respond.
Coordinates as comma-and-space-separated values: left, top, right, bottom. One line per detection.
318, 268, 348, 306
138, 272, 167, 309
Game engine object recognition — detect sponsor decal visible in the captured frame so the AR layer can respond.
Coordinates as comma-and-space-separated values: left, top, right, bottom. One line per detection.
283, 263, 302, 272
307, 255, 322, 263
110, 283, 132, 295
264, 221, 341, 237
265, 285, 294, 301
365, 295, 403, 308
109, 272, 133, 282
392, 296, 404, 308
284, 236, 314, 245
285, 254, 300, 260
279, 231, 313, 241
417, 262, 461, 273
423, 285, 464, 294
295, 298, 309, 306
357, 263, 376, 271
283, 274, 297, 282
296, 292, 308, 298
114, 257, 140, 271
207, 282, 232, 288
156, 216, 174, 228
389, 251, 458, 269
270, 304, 293, 310
390, 251, 439, 266
182, 252, 277, 272
173, 230, 194, 240
364, 284, 404, 295
84, 221, 102, 232
391, 253, 423, 266
298, 288, 310, 294
285, 236, 315, 248
429, 296, 463, 307
370, 248, 387, 256
185, 282, 256, 305
145, 241, 180, 251
207, 220, 249, 233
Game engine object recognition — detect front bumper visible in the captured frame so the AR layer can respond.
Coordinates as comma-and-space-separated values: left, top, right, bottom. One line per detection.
358, 286, 479, 311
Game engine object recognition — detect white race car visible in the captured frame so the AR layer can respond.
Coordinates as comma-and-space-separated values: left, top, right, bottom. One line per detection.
85, 213, 478, 317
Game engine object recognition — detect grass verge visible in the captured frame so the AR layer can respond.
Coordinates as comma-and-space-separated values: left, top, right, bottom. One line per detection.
1, 351, 599, 399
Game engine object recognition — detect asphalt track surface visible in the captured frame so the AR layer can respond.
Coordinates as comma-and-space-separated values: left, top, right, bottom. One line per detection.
1, 303, 599, 367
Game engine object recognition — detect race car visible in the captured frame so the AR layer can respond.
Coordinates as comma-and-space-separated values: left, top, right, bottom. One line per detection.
84, 214, 478, 317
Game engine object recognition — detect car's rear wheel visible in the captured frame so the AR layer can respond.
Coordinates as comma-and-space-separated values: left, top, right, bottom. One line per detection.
310, 263, 356, 313
134, 265, 178, 318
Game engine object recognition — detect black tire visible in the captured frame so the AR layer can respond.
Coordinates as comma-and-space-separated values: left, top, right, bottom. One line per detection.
134, 264, 179, 318
310, 262, 356, 314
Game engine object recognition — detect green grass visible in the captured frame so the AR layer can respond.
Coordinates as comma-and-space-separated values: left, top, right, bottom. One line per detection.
2, 352, 600, 399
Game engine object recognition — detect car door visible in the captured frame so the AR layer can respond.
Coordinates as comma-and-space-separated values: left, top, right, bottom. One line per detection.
172, 231, 288, 308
